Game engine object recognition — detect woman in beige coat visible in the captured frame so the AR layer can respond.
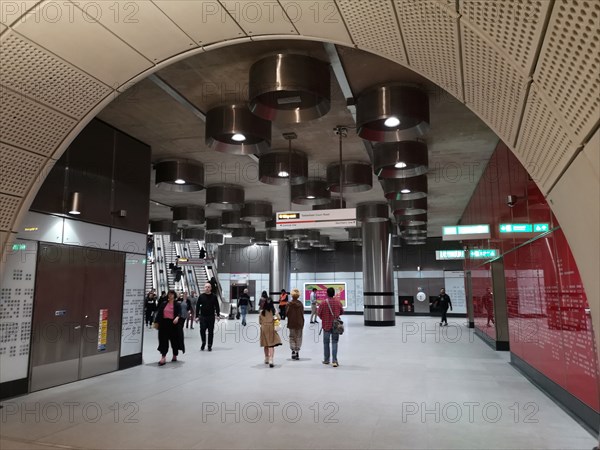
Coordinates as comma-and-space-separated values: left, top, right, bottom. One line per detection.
259, 297, 282, 367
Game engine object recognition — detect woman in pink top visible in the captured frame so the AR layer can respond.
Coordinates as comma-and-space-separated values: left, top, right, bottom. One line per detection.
154, 290, 182, 365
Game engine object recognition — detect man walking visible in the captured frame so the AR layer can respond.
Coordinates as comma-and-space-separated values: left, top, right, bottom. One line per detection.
309, 287, 319, 324
437, 288, 453, 326
286, 288, 305, 360
196, 282, 220, 351
318, 287, 343, 367
238, 288, 251, 326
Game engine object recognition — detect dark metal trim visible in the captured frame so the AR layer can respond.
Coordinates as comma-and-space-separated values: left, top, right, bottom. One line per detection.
364, 320, 396, 327
119, 354, 142, 371
364, 304, 395, 309
0, 378, 28, 400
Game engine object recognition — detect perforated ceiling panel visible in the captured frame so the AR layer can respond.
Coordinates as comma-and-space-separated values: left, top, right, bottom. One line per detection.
0, 89, 77, 156
0, 194, 21, 231
0, 31, 112, 119
395, 0, 463, 100
219, 1, 299, 35
460, 0, 551, 76
534, 0, 600, 142
0, 143, 46, 197
461, 22, 528, 146
516, 84, 578, 194
336, 0, 408, 65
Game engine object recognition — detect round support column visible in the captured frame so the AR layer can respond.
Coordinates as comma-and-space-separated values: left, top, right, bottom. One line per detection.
269, 240, 290, 305
358, 202, 395, 326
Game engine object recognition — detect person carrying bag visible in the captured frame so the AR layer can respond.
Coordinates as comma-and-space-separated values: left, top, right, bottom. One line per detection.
317, 287, 344, 367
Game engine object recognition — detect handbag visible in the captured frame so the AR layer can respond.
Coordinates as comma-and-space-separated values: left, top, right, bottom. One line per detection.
152, 321, 159, 330
273, 316, 281, 332
326, 300, 344, 335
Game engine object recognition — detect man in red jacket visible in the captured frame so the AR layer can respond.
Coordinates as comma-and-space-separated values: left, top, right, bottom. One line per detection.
317, 287, 343, 367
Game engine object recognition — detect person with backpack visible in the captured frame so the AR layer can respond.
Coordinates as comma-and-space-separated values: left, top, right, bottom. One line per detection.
317, 287, 344, 367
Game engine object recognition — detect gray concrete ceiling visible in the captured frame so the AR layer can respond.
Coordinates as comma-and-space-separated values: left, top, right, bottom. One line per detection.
97, 40, 498, 242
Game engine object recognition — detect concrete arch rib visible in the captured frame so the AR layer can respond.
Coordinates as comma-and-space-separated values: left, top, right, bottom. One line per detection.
0, 1, 598, 388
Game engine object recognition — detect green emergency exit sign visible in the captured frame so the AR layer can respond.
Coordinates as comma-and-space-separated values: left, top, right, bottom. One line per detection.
469, 249, 498, 259
499, 223, 549, 233
12, 243, 26, 251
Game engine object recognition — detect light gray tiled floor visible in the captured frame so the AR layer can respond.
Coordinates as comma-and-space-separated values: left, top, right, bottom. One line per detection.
1, 316, 597, 449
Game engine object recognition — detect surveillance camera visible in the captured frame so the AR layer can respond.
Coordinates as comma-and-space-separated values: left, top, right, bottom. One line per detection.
506, 195, 517, 207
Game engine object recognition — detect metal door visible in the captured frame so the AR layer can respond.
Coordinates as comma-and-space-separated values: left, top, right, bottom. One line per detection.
30, 244, 85, 391
30, 244, 125, 391
79, 248, 124, 379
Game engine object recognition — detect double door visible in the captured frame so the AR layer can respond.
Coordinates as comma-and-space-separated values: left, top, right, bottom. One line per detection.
30, 244, 124, 392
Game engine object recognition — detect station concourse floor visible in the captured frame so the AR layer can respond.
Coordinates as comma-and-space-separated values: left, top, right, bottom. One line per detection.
0, 316, 596, 450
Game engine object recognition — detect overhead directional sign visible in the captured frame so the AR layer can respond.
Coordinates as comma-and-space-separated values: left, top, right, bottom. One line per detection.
443, 224, 490, 241
499, 223, 550, 233
436, 250, 465, 260
276, 208, 356, 230
469, 249, 498, 259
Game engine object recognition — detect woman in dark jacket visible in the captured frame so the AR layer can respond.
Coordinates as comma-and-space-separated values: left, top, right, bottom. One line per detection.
154, 290, 182, 365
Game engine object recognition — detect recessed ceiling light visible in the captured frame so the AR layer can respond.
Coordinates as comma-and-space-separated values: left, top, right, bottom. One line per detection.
401, 189, 411, 194
306, 195, 316, 199
394, 161, 407, 169
384, 116, 401, 127
278, 171, 290, 178
232, 133, 246, 142
174, 179, 186, 185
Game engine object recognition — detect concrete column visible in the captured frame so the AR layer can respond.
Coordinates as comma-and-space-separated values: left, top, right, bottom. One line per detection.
465, 271, 475, 328
491, 258, 510, 351
269, 240, 290, 304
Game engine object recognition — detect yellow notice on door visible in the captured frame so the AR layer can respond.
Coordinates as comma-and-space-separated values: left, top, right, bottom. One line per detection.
98, 309, 108, 351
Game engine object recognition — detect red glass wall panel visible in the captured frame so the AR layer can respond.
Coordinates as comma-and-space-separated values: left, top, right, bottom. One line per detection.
462, 142, 599, 412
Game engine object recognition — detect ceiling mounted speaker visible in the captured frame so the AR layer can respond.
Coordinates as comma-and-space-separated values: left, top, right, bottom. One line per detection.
172, 206, 205, 227
291, 179, 330, 205
252, 231, 270, 245
327, 161, 373, 193
357, 202, 389, 223
312, 235, 330, 248
181, 228, 205, 241
149, 220, 176, 235
388, 198, 427, 216
373, 141, 428, 178
259, 150, 308, 185
347, 227, 362, 242
380, 175, 428, 200
293, 240, 312, 251
249, 54, 331, 123
395, 213, 427, 227
206, 184, 244, 210
205, 217, 225, 234
155, 160, 205, 192
356, 85, 429, 142
313, 199, 346, 210
205, 104, 271, 155
302, 230, 320, 244
221, 211, 250, 229
241, 201, 273, 222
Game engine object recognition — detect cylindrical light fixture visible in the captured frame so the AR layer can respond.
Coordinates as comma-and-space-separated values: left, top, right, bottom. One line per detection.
395, 213, 427, 227
205, 234, 224, 245
356, 202, 389, 223
258, 150, 308, 185
322, 242, 336, 252
404, 238, 427, 245
313, 199, 346, 210
227, 227, 256, 244
68, 192, 81, 215
373, 141, 429, 178
172, 205, 205, 227
291, 178, 330, 205
285, 229, 308, 240
380, 175, 428, 200
293, 240, 312, 251
182, 228, 205, 241
326, 161, 373, 193
388, 198, 427, 216
205, 217, 225, 234
252, 231, 270, 245
302, 230, 320, 244
206, 184, 244, 210
347, 227, 362, 242
312, 235, 330, 248
392, 235, 403, 248
400, 225, 427, 236
221, 211, 250, 229
155, 160, 205, 192
241, 201, 273, 222
249, 54, 331, 123
205, 104, 271, 155
149, 220, 176, 235
356, 85, 429, 142
266, 228, 287, 241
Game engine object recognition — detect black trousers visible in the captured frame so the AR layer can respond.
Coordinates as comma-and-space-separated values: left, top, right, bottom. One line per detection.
199, 316, 216, 347
157, 319, 179, 356
145, 309, 154, 326
441, 307, 449, 324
